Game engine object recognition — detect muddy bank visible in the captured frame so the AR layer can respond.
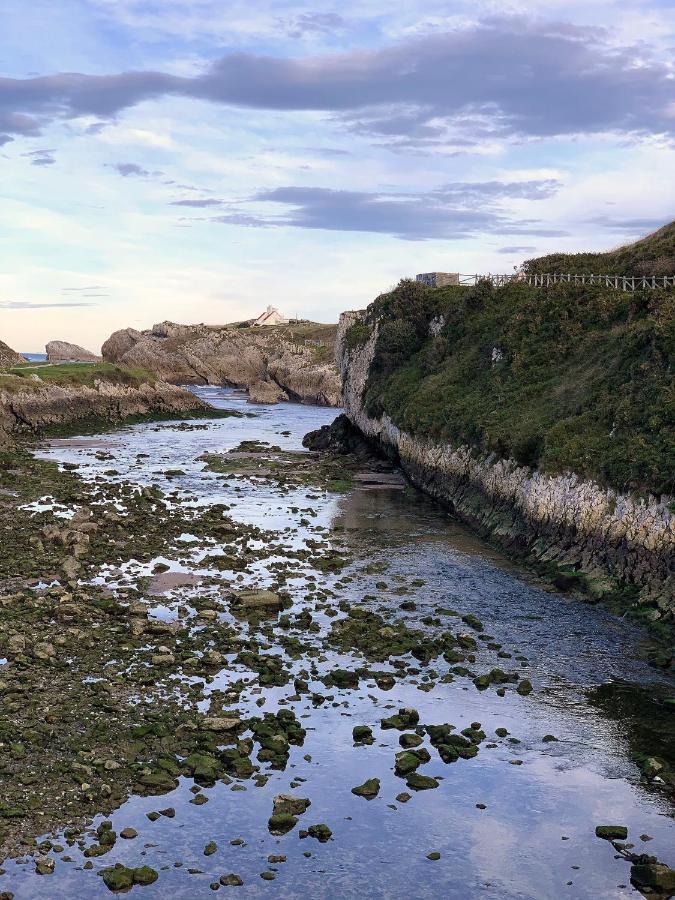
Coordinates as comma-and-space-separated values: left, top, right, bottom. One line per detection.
0, 379, 209, 444
336, 311, 674, 640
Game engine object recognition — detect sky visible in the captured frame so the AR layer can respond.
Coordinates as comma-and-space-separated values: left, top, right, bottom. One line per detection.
1, 0, 674, 352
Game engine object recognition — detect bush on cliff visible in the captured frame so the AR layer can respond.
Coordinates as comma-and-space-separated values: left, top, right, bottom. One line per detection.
361, 279, 674, 496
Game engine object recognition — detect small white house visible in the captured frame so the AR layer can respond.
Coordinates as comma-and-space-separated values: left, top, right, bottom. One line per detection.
252, 305, 289, 326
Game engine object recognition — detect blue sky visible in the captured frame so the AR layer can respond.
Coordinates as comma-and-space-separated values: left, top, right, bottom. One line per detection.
1, 0, 673, 351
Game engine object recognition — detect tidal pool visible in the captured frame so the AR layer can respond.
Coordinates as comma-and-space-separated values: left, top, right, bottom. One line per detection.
2, 386, 673, 899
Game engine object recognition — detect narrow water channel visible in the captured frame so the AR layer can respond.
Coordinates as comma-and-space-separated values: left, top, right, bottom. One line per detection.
3, 386, 672, 899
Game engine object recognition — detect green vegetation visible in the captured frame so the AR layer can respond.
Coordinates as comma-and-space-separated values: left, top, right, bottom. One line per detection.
523, 220, 675, 276
4, 362, 158, 389
361, 277, 674, 495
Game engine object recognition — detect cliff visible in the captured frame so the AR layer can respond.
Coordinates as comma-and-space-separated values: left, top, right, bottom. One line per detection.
336, 279, 674, 631
102, 320, 341, 406
0, 364, 208, 444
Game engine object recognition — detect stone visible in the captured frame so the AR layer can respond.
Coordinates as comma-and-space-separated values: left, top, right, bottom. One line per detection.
273, 795, 311, 816
406, 773, 439, 791
231, 589, 283, 612
351, 778, 380, 799
120, 827, 137, 839
101, 865, 134, 891
427, 852, 441, 861
220, 874, 244, 886
204, 842, 218, 856
267, 813, 298, 835
202, 717, 241, 733
352, 725, 374, 744
516, 679, 533, 696
133, 866, 159, 885
35, 857, 55, 875
46, 340, 101, 363
307, 824, 332, 842
631, 862, 675, 893
595, 825, 628, 840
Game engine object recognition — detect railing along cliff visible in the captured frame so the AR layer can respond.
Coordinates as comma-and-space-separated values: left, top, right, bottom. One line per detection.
457, 273, 675, 290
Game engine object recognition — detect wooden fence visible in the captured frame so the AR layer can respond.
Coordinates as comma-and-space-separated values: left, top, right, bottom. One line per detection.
457, 273, 675, 291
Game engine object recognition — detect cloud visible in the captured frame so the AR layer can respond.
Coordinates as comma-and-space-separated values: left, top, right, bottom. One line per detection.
498, 245, 537, 254
110, 161, 156, 177
0, 17, 672, 150
22, 147, 56, 166
286, 12, 347, 39
193, 179, 566, 240
170, 198, 225, 207
0, 300, 98, 309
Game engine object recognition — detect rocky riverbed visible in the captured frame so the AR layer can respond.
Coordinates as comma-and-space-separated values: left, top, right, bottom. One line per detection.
0, 387, 673, 899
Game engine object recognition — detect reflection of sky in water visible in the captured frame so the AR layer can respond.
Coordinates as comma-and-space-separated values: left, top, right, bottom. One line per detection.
5, 386, 670, 899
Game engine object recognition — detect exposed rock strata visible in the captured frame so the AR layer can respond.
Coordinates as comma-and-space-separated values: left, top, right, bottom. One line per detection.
336, 311, 674, 620
102, 321, 341, 406
0, 379, 207, 444
0, 339, 25, 368
46, 340, 101, 362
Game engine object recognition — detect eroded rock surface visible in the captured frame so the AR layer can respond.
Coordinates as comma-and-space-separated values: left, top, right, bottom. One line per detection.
46, 341, 101, 363
0, 339, 25, 368
102, 320, 341, 406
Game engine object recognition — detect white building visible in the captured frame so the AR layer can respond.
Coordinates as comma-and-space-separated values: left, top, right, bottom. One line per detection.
252, 305, 289, 326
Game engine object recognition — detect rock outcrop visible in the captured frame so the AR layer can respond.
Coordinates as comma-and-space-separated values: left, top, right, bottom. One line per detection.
0, 339, 25, 368
0, 378, 208, 444
102, 321, 341, 406
336, 310, 674, 622
46, 341, 101, 363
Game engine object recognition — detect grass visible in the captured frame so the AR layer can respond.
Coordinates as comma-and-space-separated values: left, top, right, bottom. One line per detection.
360, 277, 674, 496
5, 362, 158, 389
523, 219, 675, 276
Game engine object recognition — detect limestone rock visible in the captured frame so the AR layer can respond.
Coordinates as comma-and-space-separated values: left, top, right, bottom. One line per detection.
0, 339, 25, 368
101, 320, 341, 405
46, 341, 100, 363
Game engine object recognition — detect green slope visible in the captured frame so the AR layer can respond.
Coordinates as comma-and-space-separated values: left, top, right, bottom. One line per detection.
352, 277, 674, 496
523, 220, 675, 276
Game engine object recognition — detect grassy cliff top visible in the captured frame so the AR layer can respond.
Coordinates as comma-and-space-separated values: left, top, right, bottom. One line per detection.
0, 362, 158, 393
353, 278, 674, 496
523, 220, 675, 276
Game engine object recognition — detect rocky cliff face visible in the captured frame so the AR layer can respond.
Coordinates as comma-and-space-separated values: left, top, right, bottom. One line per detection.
0, 339, 25, 368
337, 310, 674, 623
102, 321, 341, 406
46, 341, 101, 362
0, 378, 207, 444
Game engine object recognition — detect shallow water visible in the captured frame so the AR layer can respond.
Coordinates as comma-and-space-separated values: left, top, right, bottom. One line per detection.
3, 386, 673, 899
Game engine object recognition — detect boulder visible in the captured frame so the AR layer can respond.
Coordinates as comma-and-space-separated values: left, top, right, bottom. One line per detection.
46, 341, 101, 362
0, 339, 25, 368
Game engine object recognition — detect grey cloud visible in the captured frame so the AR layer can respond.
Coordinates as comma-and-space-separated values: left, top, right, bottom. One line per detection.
197, 179, 567, 241
111, 162, 155, 177
0, 134, 13, 146
21, 147, 56, 166
0, 17, 672, 148
170, 198, 225, 208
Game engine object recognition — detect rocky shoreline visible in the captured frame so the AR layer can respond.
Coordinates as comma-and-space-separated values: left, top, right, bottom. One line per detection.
336, 311, 675, 639
0, 379, 209, 445
102, 320, 341, 406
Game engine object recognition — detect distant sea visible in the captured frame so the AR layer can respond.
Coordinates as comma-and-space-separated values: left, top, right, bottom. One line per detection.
22, 353, 47, 361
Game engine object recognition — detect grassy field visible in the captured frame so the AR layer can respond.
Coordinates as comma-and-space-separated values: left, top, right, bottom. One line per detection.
1, 362, 158, 391
353, 277, 674, 496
